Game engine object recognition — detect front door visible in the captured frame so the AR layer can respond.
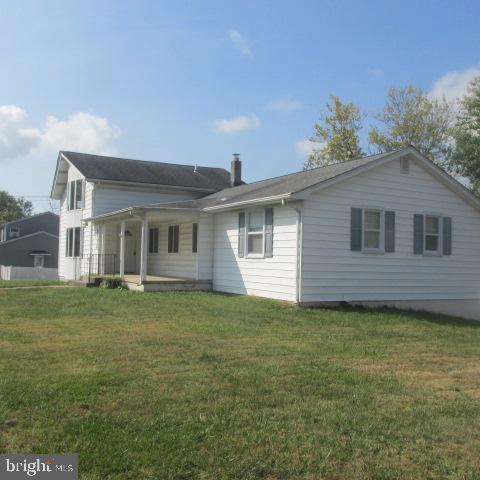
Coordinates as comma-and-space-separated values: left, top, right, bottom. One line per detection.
124, 228, 138, 273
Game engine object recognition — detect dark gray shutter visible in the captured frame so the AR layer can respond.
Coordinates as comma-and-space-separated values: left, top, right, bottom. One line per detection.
168, 226, 173, 253
238, 212, 245, 257
413, 214, 424, 254
351, 208, 362, 251
385, 211, 395, 253
443, 217, 452, 256
264, 208, 274, 258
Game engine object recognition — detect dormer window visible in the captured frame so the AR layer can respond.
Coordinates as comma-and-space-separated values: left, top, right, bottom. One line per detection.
67, 179, 83, 210
9, 226, 20, 238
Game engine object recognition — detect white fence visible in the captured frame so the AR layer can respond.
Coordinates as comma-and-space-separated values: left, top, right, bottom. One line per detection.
0, 265, 59, 280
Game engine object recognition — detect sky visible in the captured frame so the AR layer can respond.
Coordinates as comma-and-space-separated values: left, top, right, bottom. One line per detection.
1, 0, 479, 213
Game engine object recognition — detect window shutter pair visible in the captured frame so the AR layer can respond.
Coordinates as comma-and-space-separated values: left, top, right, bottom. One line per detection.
238, 208, 274, 258
350, 208, 395, 252
413, 215, 452, 255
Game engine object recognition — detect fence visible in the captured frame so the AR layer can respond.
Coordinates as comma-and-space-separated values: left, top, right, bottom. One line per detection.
0, 265, 58, 280
82, 254, 118, 283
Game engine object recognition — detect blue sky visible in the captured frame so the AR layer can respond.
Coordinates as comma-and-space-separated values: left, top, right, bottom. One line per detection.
1, 0, 479, 212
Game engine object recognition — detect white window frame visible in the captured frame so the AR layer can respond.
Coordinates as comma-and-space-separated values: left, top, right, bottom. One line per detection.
33, 255, 45, 268
65, 227, 82, 258
67, 179, 84, 211
9, 226, 20, 238
245, 209, 265, 258
362, 208, 385, 254
423, 214, 443, 256
167, 225, 180, 254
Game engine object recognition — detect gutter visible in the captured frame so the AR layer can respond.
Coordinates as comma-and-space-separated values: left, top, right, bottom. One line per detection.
203, 193, 292, 212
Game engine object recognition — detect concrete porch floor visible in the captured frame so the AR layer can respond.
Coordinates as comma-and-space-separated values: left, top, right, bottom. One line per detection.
122, 274, 212, 292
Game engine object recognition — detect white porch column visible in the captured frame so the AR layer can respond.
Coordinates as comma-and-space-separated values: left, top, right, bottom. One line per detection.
119, 220, 126, 279
140, 215, 149, 283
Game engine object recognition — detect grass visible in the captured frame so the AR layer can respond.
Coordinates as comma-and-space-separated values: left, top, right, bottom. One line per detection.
0, 288, 480, 479
0, 279, 64, 288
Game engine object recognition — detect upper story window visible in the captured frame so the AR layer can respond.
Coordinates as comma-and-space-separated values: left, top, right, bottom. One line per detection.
0, 227, 5, 242
67, 179, 83, 211
9, 226, 20, 238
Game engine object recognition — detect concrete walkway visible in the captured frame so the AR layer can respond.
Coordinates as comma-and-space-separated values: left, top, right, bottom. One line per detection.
0, 284, 74, 291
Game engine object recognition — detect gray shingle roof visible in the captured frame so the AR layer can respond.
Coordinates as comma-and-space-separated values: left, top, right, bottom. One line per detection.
135, 151, 396, 212
61, 151, 232, 191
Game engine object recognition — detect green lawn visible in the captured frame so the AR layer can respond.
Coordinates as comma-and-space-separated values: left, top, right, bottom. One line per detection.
0, 288, 479, 480
0, 279, 64, 288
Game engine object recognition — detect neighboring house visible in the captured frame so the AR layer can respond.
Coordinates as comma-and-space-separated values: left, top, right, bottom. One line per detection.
0, 212, 59, 268
50, 147, 480, 320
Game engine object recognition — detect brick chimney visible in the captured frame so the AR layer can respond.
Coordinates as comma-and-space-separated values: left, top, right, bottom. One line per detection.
231, 153, 242, 187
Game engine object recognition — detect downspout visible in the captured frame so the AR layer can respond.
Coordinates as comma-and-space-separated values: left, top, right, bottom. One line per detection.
282, 199, 303, 304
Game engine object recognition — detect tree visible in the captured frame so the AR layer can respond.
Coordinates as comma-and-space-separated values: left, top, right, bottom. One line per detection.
450, 77, 480, 194
0, 191, 33, 223
304, 95, 364, 170
368, 85, 454, 164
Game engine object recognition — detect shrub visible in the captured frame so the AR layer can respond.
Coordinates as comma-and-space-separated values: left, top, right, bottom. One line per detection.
99, 278, 123, 289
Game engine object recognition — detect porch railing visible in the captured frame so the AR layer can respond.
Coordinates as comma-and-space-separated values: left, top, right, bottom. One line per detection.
83, 254, 118, 283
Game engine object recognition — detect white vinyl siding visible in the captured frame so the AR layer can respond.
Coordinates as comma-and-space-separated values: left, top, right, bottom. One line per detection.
93, 186, 201, 216
196, 213, 214, 280
147, 221, 197, 278
301, 157, 480, 302
212, 204, 299, 302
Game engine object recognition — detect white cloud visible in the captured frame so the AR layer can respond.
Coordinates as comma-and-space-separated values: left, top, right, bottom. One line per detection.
295, 138, 325, 158
212, 114, 260, 134
0, 106, 120, 162
42, 112, 120, 155
267, 98, 303, 112
229, 30, 252, 56
0, 105, 41, 160
429, 66, 480, 102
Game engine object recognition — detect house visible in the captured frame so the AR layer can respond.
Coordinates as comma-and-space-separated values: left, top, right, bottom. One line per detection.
0, 212, 59, 269
50, 147, 480, 320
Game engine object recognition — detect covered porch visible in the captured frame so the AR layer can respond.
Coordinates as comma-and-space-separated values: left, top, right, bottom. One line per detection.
82, 205, 213, 291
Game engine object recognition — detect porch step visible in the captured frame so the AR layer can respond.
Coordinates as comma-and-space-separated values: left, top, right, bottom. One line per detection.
122, 279, 212, 292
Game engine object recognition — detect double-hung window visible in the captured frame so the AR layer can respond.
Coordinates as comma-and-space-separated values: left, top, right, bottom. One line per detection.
424, 215, 441, 255
9, 226, 20, 238
168, 225, 179, 253
351, 208, 395, 254
65, 227, 81, 257
149, 227, 159, 254
67, 180, 83, 210
363, 209, 383, 251
414, 214, 452, 256
246, 211, 265, 256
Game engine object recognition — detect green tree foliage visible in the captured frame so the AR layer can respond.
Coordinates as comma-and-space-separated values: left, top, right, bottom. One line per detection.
0, 191, 33, 223
450, 77, 480, 194
368, 85, 454, 163
304, 95, 364, 170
